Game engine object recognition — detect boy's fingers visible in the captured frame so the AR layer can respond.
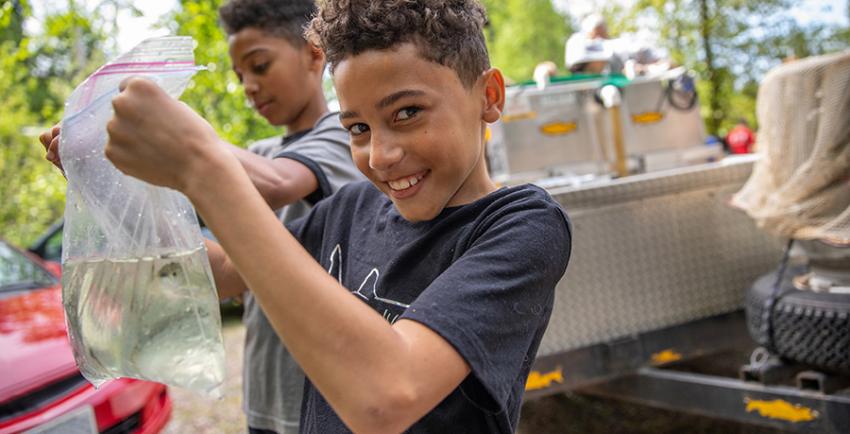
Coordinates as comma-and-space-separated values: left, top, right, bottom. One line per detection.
118, 76, 135, 92
113, 78, 163, 125
39, 130, 52, 149
118, 75, 154, 93
104, 121, 126, 170
39, 124, 61, 155
46, 138, 59, 161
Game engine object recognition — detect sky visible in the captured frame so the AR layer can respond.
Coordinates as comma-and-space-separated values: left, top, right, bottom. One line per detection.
29, 0, 850, 54
110, 2, 175, 51
29, 0, 174, 54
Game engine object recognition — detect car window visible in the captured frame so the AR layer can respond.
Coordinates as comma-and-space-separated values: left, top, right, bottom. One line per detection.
0, 242, 57, 291
29, 220, 63, 262
40, 226, 63, 262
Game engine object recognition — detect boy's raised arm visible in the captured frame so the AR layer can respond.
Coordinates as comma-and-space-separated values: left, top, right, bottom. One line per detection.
108, 76, 472, 434
229, 146, 319, 209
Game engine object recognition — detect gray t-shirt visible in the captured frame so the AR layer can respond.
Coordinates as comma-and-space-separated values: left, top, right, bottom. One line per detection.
243, 112, 361, 433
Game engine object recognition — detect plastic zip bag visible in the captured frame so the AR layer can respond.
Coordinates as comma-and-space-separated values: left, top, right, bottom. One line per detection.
59, 36, 225, 397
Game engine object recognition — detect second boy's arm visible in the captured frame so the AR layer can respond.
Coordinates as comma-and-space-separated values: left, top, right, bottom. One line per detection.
205, 239, 249, 299
230, 146, 318, 210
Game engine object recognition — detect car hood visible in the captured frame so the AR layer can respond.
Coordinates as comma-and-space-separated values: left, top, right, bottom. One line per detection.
0, 285, 79, 403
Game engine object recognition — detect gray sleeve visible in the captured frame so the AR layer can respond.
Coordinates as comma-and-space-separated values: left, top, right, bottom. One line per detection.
247, 136, 284, 158
273, 117, 363, 204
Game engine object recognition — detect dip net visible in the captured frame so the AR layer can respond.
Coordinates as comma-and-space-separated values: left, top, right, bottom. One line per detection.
732, 51, 850, 246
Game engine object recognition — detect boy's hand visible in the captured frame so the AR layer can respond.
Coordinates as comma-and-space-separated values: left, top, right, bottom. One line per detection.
105, 77, 229, 194
39, 125, 64, 173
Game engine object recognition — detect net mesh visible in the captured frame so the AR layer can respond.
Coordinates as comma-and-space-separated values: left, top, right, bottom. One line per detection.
732, 51, 850, 245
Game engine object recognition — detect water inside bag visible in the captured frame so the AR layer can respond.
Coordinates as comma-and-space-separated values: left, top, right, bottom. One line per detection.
62, 246, 225, 396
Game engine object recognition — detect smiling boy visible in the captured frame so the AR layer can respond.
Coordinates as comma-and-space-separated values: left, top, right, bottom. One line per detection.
219, 2, 362, 433
102, 1, 571, 432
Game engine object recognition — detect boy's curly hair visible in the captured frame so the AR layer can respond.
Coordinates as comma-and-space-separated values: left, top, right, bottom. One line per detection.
219, 0, 316, 46
307, 0, 490, 88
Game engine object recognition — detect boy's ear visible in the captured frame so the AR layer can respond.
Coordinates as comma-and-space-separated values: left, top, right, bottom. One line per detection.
304, 42, 326, 74
480, 68, 505, 123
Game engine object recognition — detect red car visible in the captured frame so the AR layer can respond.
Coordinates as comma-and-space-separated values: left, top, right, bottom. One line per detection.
0, 239, 171, 434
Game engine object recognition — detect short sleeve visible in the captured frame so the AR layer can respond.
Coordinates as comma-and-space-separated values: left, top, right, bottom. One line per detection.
274, 117, 362, 205
400, 200, 571, 412
248, 136, 283, 158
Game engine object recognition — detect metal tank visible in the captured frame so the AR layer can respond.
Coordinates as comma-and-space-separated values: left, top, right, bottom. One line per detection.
489, 68, 720, 186
537, 157, 784, 357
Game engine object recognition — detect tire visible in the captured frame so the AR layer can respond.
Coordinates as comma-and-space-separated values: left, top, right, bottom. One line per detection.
745, 266, 850, 374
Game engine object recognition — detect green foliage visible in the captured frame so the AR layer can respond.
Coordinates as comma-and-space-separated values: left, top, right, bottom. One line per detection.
0, 0, 67, 246
596, 1, 642, 39
0, 0, 26, 42
482, 0, 572, 83
630, 0, 849, 136
0, 0, 280, 246
166, 0, 278, 147
25, 4, 107, 121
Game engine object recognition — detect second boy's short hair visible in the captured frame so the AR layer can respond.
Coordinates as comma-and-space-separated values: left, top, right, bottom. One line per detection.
307, 0, 491, 88
219, 0, 316, 46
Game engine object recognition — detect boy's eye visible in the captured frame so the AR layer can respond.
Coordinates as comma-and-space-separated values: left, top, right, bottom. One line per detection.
395, 107, 420, 121
349, 123, 370, 136
251, 62, 270, 75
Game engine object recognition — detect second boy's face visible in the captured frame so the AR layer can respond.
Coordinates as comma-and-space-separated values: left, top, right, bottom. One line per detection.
229, 28, 317, 128
335, 43, 502, 222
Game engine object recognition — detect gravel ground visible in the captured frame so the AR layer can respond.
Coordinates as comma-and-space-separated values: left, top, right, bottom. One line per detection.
159, 317, 790, 434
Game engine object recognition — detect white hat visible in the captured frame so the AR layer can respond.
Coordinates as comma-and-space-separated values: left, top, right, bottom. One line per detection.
565, 35, 613, 68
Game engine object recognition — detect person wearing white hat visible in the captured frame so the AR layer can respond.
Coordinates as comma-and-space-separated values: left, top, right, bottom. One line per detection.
565, 14, 669, 77
564, 14, 618, 74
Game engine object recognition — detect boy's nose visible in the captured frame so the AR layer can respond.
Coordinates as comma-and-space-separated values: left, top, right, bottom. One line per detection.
243, 76, 260, 96
369, 136, 404, 171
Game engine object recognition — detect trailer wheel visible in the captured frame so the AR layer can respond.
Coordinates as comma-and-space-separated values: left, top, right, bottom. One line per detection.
746, 267, 850, 374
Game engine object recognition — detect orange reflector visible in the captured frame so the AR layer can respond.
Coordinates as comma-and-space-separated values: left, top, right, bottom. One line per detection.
525, 367, 564, 391
744, 398, 818, 423
632, 112, 664, 124
540, 121, 577, 136
651, 349, 683, 365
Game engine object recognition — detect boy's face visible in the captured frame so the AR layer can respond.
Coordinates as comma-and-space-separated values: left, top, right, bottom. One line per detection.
228, 27, 318, 127
335, 43, 503, 222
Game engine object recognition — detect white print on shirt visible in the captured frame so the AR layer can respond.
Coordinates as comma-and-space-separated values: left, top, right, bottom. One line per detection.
328, 244, 410, 324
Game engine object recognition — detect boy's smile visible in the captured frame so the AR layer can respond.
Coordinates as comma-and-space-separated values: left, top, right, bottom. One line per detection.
334, 43, 503, 222
386, 170, 427, 198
